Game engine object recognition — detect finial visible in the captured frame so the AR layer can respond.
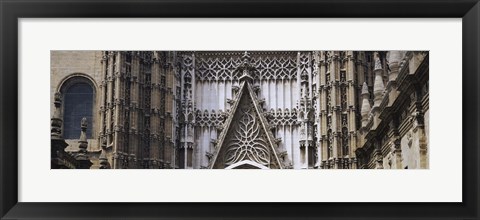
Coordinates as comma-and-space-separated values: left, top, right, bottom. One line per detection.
360, 82, 372, 126
74, 116, 92, 168
237, 51, 255, 82
242, 51, 251, 63
373, 52, 385, 107
81, 117, 88, 129
374, 52, 382, 70
78, 117, 88, 153
361, 81, 369, 95
361, 96, 371, 117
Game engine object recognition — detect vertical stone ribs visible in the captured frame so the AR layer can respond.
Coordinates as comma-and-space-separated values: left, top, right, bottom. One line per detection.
179, 53, 195, 169
298, 52, 316, 169
99, 51, 177, 169
91, 51, 427, 169
123, 52, 131, 168
318, 51, 359, 169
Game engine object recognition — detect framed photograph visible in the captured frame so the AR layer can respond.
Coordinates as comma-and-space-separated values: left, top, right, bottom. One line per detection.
1, 0, 479, 219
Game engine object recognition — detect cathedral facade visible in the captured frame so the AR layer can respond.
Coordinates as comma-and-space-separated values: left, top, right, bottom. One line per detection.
50, 51, 429, 169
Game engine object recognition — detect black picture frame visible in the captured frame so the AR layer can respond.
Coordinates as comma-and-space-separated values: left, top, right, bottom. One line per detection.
1, 0, 479, 219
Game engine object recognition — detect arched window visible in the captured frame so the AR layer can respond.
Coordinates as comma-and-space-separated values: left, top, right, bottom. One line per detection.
63, 82, 93, 139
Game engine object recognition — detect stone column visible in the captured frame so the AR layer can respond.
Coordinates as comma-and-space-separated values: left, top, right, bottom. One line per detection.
180, 52, 196, 169
332, 52, 342, 168
99, 52, 108, 150
165, 52, 175, 168
297, 52, 313, 169
388, 120, 402, 169
141, 52, 153, 168
332, 132, 340, 169
312, 51, 322, 168
347, 52, 358, 163
112, 51, 125, 169
105, 52, 115, 168
147, 52, 162, 168
130, 52, 141, 168
412, 90, 428, 169
338, 51, 357, 168
318, 52, 328, 168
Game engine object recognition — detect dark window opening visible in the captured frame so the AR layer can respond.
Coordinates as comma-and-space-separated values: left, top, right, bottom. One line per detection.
178, 148, 185, 169
63, 83, 93, 139
308, 146, 315, 168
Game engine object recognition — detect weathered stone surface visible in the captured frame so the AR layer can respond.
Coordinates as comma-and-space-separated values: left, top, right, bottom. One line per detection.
51, 51, 429, 169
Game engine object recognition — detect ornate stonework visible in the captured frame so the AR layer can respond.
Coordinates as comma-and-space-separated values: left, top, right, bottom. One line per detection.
210, 83, 284, 169
51, 51, 429, 169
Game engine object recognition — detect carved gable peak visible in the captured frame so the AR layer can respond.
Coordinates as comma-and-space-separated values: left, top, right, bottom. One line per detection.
209, 81, 287, 169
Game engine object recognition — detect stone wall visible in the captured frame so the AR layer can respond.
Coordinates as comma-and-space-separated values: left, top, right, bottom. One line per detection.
50, 51, 103, 152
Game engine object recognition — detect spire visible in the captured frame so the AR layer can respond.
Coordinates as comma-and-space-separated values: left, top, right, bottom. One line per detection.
360, 82, 371, 127
373, 52, 385, 107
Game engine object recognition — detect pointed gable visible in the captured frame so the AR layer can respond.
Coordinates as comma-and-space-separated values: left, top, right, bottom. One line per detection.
209, 81, 286, 169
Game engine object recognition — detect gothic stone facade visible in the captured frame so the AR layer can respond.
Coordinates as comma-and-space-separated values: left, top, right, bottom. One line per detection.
50, 51, 429, 169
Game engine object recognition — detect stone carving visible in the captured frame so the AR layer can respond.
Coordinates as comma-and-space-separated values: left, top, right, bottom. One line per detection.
51, 92, 63, 138
327, 129, 333, 158
268, 108, 298, 126
52, 50, 428, 169
74, 117, 92, 169
195, 53, 297, 81
374, 52, 383, 70
224, 107, 270, 166
209, 79, 287, 169
195, 109, 227, 127
237, 52, 256, 82
81, 117, 88, 128
255, 55, 297, 80
407, 132, 413, 148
